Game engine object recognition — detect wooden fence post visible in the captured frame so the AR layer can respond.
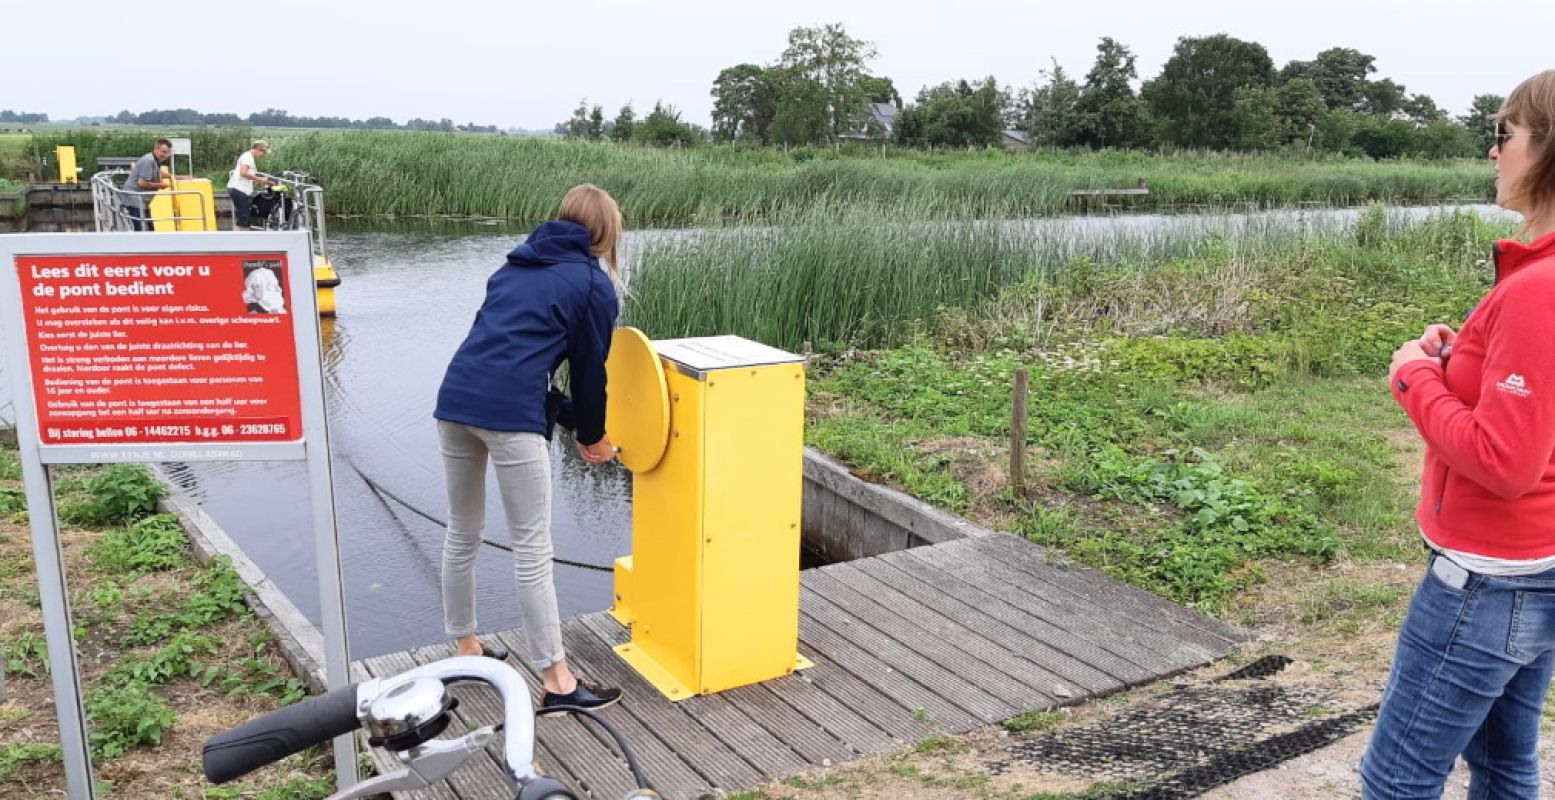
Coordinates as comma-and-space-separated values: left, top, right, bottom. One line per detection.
1011, 368, 1029, 494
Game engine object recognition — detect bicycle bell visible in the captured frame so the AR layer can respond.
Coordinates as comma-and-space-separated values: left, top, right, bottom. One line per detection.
364, 676, 459, 752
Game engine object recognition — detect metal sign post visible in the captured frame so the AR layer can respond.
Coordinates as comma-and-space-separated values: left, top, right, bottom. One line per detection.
0, 231, 356, 798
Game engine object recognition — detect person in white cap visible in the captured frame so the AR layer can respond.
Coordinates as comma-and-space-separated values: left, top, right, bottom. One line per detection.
228, 140, 275, 230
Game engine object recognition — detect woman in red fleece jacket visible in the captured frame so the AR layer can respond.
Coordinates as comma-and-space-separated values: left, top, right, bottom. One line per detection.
1362, 71, 1555, 800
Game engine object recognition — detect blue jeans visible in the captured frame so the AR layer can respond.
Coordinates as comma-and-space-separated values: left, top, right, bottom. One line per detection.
1361, 553, 1555, 799
125, 204, 149, 231
229, 188, 253, 228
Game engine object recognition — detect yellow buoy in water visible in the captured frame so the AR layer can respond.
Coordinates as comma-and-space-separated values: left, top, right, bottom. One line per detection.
314, 256, 340, 317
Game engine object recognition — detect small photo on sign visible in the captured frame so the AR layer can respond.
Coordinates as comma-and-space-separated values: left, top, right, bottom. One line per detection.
242, 259, 286, 314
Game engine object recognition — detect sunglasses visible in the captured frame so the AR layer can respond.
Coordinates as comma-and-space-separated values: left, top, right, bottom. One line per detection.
1495, 120, 1540, 149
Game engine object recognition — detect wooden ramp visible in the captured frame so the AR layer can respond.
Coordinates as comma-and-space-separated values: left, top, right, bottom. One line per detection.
359, 534, 1248, 800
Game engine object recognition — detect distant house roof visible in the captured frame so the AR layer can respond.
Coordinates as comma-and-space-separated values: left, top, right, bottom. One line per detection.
841, 102, 899, 139
1003, 129, 1031, 145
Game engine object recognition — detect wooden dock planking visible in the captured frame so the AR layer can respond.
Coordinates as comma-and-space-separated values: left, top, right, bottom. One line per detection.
363, 532, 1243, 799
867, 549, 1127, 693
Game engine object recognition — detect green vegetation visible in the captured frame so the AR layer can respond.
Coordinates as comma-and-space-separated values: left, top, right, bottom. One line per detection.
0, 743, 63, 782
659, 25, 1496, 158
88, 513, 187, 574
913, 734, 966, 755
261, 134, 1490, 224
2, 629, 48, 678
0, 458, 329, 792
0, 132, 30, 185
1003, 710, 1069, 734
692, 208, 1502, 607
23, 128, 258, 180
59, 462, 166, 525
626, 201, 1494, 352
7, 122, 1491, 227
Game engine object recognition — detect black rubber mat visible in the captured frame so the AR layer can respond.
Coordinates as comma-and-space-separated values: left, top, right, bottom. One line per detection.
985, 655, 1378, 799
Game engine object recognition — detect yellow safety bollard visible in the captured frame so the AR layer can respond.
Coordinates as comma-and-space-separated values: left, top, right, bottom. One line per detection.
55, 145, 78, 184
146, 169, 217, 232
171, 179, 217, 231
606, 329, 812, 700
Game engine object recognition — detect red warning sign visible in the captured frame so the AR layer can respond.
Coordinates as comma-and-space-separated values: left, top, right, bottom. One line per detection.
15, 252, 303, 445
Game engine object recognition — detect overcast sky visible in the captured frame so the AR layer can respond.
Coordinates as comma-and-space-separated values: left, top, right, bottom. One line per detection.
8, 0, 1542, 131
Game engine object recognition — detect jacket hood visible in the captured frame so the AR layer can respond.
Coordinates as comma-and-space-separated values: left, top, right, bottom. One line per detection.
506, 220, 597, 267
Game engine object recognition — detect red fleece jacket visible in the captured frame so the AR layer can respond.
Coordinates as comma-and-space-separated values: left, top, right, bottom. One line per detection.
1393, 231, 1555, 559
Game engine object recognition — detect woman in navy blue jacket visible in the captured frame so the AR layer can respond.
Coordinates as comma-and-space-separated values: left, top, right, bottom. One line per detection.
434, 184, 622, 709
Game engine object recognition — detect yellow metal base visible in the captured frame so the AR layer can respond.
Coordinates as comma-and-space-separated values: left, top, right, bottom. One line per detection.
616, 642, 814, 702
608, 556, 635, 626
614, 642, 695, 701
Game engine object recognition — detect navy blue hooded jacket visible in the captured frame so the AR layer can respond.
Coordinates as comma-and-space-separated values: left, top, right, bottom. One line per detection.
434, 220, 618, 444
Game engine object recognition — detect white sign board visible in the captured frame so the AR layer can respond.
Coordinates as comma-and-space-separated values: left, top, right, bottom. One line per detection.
0, 232, 355, 799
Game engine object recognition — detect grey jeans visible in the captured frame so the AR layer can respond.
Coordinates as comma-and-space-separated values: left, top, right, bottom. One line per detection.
438, 420, 565, 670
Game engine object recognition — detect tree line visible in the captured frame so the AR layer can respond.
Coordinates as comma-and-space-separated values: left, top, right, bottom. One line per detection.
561, 24, 1503, 159
0, 107, 505, 134
555, 101, 704, 148
109, 108, 503, 133
0, 110, 50, 124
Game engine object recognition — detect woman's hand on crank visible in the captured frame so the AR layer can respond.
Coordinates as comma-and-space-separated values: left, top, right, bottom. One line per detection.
578, 435, 616, 465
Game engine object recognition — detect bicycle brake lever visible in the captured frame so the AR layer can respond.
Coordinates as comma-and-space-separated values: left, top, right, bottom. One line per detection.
404, 727, 497, 783
326, 728, 497, 800
324, 768, 421, 800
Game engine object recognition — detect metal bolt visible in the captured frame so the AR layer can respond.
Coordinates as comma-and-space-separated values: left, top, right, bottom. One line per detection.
672, 393, 679, 401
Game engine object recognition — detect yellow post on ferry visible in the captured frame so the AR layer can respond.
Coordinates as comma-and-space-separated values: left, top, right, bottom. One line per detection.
606, 329, 812, 700
55, 145, 79, 184
149, 172, 218, 232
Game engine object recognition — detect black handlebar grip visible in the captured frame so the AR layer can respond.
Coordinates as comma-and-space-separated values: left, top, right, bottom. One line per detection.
202, 684, 360, 784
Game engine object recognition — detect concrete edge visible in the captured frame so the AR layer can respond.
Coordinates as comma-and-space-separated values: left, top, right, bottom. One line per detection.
802, 447, 997, 563
801, 447, 1254, 645
150, 465, 328, 693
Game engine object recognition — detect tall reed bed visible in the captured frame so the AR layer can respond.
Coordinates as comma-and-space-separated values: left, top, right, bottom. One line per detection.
263, 132, 1494, 223
622, 204, 1504, 352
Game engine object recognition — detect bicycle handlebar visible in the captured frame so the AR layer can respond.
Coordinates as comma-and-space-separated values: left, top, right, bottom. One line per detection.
200, 656, 657, 799
386, 656, 539, 782
202, 683, 361, 784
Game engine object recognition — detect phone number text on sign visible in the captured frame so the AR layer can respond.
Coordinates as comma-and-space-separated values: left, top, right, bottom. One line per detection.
16, 253, 304, 445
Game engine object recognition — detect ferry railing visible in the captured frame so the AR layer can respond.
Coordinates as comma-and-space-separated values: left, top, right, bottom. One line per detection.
89, 170, 214, 233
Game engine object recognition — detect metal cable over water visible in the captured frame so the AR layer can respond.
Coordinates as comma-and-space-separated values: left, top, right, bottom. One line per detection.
347, 460, 614, 572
